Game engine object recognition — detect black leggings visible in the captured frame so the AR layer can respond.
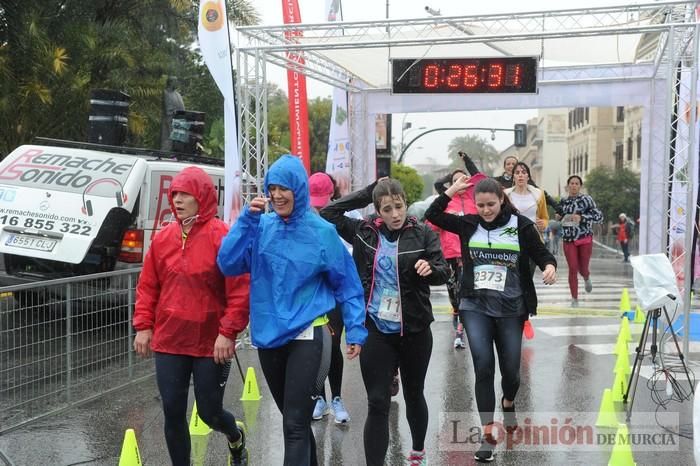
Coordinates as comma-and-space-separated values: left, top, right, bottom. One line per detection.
360, 319, 433, 466
446, 258, 462, 311
154, 352, 240, 466
258, 325, 331, 466
319, 307, 344, 400
460, 311, 525, 426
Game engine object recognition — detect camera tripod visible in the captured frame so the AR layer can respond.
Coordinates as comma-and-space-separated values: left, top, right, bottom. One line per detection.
623, 302, 694, 421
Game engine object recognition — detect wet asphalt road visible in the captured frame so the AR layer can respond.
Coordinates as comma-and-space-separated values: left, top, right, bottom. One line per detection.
0, 257, 698, 465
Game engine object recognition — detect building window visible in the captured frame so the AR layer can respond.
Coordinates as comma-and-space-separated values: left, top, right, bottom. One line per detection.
585, 152, 589, 171
637, 132, 642, 159
568, 112, 573, 131
627, 136, 633, 161
585, 107, 589, 123
615, 143, 624, 170
617, 106, 625, 122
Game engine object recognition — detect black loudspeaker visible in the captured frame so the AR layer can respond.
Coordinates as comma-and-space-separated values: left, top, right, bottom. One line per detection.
88, 89, 130, 146
170, 110, 206, 155
377, 154, 392, 178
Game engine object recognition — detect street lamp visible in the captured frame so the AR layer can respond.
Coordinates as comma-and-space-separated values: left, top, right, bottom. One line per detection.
400, 121, 426, 158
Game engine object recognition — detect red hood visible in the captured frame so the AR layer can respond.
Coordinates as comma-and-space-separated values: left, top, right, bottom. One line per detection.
168, 166, 218, 225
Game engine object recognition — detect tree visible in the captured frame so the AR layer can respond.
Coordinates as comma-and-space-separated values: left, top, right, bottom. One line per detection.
391, 162, 424, 206
308, 97, 332, 172
0, 0, 259, 155
446, 134, 500, 176
265, 92, 334, 171
584, 166, 640, 228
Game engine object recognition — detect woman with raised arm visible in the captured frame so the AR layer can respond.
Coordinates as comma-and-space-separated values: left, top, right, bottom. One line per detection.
425, 176, 557, 463
217, 155, 367, 466
321, 178, 449, 466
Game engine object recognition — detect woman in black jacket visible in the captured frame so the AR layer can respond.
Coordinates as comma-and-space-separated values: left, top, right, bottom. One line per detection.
425, 177, 557, 464
321, 178, 449, 466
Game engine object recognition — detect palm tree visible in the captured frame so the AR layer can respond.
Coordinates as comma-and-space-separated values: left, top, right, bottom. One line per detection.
447, 134, 500, 176
0, 0, 260, 155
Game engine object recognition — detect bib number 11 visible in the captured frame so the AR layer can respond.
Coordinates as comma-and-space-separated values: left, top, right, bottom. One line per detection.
378, 289, 401, 322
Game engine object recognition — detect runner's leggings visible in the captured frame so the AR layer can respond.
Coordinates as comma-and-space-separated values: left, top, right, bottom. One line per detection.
319, 306, 344, 400
460, 311, 525, 426
154, 352, 240, 466
258, 325, 331, 466
360, 318, 433, 466
563, 239, 593, 299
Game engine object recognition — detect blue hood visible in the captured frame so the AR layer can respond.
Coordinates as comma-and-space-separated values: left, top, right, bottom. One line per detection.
264, 155, 309, 220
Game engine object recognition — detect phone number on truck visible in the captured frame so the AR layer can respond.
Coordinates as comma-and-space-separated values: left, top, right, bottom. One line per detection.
0, 215, 92, 236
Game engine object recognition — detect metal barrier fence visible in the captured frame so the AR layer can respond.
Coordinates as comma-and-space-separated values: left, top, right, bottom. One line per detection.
0, 268, 154, 434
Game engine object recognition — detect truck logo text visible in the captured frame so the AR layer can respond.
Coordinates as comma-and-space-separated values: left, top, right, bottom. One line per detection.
0, 148, 133, 189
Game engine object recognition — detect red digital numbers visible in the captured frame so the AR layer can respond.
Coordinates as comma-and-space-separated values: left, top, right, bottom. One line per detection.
419, 60, 525, 91
488, 63, 504, 88
464, 64, 478, 88
423, 64, 440, 88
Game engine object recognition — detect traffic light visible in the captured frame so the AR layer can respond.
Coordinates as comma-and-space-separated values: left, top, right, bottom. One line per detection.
514, 124, 527, 147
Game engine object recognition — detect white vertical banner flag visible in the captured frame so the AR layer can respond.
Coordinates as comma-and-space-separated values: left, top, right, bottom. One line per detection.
198, 0, 241, 223
324, 0, 352, 196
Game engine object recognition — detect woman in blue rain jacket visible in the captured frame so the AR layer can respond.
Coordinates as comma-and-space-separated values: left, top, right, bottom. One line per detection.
217, 154, 367, 466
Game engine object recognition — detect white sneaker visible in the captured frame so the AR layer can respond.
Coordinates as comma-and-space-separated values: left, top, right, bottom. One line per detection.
454, 336, 466, 349
330, 396, 350, 424
312, 398, 329, 420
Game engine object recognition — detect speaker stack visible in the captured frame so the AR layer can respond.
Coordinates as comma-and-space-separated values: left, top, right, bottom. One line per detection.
88, 89, 130, 146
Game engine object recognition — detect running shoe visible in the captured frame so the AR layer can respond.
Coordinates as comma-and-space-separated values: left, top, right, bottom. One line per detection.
584, 277, 593, 293
571, 299, 579, 308
408, 449, 427, 465
474, 433, 496, 463
331, 396, 350, 424
228, 421, 248, 466
454, 336, 466, 349
312, 398, 329, 420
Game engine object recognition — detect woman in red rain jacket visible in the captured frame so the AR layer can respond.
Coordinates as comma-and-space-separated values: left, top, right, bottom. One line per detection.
133, 166, 251, 466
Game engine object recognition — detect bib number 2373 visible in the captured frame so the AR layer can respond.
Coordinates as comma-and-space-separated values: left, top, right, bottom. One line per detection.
474, 265, 506, 291
378, 289, 401, 322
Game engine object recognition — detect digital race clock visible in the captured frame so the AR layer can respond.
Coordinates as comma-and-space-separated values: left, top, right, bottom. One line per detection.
391, 57, 538, 94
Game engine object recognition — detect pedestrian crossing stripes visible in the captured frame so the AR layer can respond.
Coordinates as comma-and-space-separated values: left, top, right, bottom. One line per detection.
534, 273, 637, 311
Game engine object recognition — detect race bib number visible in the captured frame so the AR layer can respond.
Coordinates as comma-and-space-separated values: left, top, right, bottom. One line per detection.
474, 265, 507, 291
294, 323, 314, 340
377, 289, 401, 322
561, 214, 580, 228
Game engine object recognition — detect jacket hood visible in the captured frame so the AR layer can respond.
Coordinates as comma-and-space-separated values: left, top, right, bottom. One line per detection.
264, 154, 310, 220
168, 166, 218, 225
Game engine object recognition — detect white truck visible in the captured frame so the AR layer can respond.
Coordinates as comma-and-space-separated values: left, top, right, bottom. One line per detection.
0, 139, 234, 287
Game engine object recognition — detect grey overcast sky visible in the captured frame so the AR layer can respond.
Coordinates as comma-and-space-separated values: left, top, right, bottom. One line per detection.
250, 0, 650, 167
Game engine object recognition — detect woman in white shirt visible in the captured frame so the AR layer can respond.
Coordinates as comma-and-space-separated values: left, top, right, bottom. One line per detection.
504, 162, 548, 235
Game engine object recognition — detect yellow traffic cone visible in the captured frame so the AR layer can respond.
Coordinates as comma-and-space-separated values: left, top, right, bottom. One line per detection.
619, 288, 631, 314
118, 429, 142, 466
619, 317, 632, 342
614, 349, 631, 377
189, 401, 213, 436
595, 389, 619, 428
240, 366, 262, 401
608, 423, 636, 465
611, 370, 628, 402
615, 333, 628, 356
634, 305, 645, 323
242, 399, 261, 435
191, 432, 210, 466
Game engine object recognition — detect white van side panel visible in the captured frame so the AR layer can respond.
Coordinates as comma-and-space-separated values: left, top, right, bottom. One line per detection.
0, 145, 147, 264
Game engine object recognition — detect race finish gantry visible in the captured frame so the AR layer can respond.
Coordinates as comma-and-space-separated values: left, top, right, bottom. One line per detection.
233, 2, 699, 352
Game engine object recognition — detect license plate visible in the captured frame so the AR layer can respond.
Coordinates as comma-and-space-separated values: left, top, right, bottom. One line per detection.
4, 234, 57, 252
